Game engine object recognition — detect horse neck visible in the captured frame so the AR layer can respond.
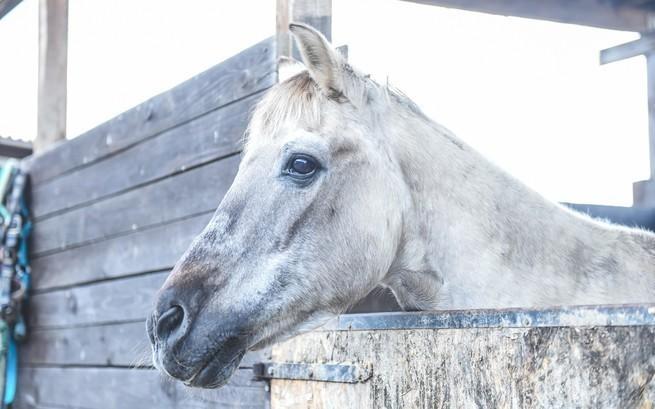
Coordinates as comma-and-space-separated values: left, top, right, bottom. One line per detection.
386, 107, 655, 308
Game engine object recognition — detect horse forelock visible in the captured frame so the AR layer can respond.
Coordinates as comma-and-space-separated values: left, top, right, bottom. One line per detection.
244, 65, 437, 156
245, 72, 324, 150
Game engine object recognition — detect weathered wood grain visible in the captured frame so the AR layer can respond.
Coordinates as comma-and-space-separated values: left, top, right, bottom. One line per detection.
15, 367, 268, 409
27, 37, 275, 185
29, 271, 168, 328
32, 212, 211, 291
271, 326, 655, 408
31, 91, 259, 219
32, 154, 239, 256
22, 320, 151, 367
20, 321, 270, 368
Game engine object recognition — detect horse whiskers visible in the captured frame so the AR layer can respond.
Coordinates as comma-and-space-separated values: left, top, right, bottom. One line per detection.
130, 350, 153, 369
128, 339, 153, 368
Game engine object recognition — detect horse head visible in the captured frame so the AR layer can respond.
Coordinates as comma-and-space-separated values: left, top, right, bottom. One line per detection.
147, 24, 412, 388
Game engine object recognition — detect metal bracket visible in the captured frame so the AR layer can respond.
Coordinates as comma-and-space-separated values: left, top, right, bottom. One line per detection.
253, 362, 372, 384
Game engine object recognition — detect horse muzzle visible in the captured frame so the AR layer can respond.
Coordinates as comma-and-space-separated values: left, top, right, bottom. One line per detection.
146, 288, 249, 388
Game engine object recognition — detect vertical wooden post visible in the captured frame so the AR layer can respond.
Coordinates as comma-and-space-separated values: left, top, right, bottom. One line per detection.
647, 53, 655, 181
36, 0, 68, 153
633, 52, 655, 205
276, 0, 332, 61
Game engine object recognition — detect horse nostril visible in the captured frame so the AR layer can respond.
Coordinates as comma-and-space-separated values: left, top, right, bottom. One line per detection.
156, 305, 185, 341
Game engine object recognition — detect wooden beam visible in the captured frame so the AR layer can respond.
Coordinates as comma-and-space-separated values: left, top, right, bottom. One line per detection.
0, 0, 21, 20
633, 52, 655, 205
647, 53, 655, 179
400, 0, 654, 32
35, 0, 68, 153
600, 32, 655, 64
276, 0, 332, 61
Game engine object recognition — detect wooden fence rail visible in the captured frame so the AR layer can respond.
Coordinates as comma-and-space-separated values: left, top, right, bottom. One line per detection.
270, 305, 655, 408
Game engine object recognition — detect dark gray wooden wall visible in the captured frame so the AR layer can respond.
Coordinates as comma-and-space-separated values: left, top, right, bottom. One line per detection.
16, 38, 277, 409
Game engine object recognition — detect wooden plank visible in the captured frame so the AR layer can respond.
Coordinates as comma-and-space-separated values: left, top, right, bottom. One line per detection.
31, 154, 239, 256
32, 212, 211, 291
20, 321, 270, 368
35, 0, 68, 153
400, 0, 652, 32
600, 32, 655, 64
29, 271, 168, 328
31, 91, 260, 219
15, 367, 268, 409
0, 0, 22, 20
22, 321, 151, 367
271, 325, 655, 408
277, 0, 332, 60
27, 37, 275, 185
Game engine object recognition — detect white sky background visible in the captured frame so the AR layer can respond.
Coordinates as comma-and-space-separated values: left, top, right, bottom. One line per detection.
0, 0, 648, 206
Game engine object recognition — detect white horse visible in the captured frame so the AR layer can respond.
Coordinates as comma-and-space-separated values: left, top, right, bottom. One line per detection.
147, 24, 655, 388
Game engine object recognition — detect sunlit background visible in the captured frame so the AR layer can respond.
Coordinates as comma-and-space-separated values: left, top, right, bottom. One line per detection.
0, 0, 648, 205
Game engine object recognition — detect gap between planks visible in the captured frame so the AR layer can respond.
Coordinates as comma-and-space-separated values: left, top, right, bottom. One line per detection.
30, 267, 172, 295
32, 208, 215, 259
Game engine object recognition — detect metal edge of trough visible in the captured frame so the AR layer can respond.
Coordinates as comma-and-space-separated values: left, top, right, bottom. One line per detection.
319, 304, 655, 332
253, 362, 372, 384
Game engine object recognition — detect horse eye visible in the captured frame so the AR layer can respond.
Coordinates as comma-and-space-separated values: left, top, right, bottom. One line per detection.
285, 155, 318, 179
291, 157, 315, 174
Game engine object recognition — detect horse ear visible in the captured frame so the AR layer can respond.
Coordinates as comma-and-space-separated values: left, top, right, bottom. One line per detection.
289, 23, 344, 98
